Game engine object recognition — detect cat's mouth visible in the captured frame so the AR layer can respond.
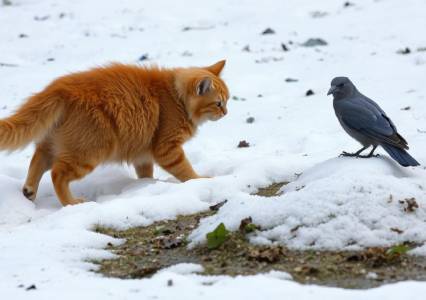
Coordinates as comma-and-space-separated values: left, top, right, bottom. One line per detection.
208, 114, 225, 121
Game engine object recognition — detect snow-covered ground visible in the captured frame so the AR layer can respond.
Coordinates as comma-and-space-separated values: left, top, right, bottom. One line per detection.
1, 0, 426, 298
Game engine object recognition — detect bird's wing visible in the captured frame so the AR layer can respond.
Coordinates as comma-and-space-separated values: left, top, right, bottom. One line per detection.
361, 96, 408, 146
339, 98, 407, 149
362, 95, 398, 131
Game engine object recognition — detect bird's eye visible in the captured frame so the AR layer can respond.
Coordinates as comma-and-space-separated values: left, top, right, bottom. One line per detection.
216, 101, 222, 107
337, 83, 344, 88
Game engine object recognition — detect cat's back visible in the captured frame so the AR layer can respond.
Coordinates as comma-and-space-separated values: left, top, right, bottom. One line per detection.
56, 64, 159, 103
49, 64, 168, 160
67, 64, 167, 111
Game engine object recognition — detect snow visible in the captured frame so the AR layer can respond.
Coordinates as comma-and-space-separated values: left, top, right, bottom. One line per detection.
190, 158, 426, 251
1, 0, 426, 299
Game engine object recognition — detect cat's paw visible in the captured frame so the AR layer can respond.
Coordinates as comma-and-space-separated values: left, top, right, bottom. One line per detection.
22, 186, 36, 201
66, 198, 85, 206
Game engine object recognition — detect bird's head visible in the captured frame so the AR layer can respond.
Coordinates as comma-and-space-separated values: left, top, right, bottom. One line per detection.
327, 77, 356, 99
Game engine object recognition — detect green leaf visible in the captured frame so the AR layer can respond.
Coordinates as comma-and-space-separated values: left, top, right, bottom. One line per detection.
386, 244, 410, 256
244, 223, 259, 233
206, 223, 229, 250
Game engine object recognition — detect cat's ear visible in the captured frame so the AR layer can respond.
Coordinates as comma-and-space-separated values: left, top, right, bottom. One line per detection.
205, 60, 226, 76
196, 77, 212, 95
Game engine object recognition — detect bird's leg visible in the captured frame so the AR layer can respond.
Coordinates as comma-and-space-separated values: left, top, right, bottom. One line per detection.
340, 146, 368, 157
357, 145, 380, 158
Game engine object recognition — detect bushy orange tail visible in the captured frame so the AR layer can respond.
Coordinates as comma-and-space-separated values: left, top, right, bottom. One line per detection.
0, 92, 63, 150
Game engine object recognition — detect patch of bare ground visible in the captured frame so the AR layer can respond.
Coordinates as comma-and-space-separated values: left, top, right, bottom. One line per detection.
92, 182, 426, 289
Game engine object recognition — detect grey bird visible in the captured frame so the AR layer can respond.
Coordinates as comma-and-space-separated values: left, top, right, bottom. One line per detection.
328, 77, 419, 167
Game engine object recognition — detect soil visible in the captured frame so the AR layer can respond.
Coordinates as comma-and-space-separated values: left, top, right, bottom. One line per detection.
92, 182, 426, 289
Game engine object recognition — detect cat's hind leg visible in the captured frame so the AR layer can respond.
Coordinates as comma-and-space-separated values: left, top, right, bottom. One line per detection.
23, 142, 53, 201
51, 157, 96, 206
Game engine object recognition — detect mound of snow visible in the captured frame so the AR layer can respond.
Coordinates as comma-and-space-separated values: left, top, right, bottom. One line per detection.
190, 157, 426, 252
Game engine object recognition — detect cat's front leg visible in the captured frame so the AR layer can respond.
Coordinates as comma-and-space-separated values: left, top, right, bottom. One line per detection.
154, 146, 201, 182
134, 162, 154, 179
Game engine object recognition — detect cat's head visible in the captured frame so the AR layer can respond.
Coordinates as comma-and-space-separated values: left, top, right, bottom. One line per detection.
175, 60, 230, 124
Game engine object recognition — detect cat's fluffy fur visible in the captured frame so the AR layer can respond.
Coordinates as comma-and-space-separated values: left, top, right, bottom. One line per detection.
0, 60, 229, 206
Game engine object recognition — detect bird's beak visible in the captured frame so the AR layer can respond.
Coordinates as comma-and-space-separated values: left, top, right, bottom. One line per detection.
327, 85, 337, 96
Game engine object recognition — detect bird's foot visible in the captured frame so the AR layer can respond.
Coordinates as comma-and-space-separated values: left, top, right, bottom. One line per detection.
339, 151, 380, 158
357, 153, 380, 158
339, 151, 358, 157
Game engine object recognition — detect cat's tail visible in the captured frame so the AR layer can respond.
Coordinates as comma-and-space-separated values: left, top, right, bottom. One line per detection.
0, 91, 64, 151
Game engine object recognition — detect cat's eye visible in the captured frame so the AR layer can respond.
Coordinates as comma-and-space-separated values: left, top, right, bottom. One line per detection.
216, 101, 222, 107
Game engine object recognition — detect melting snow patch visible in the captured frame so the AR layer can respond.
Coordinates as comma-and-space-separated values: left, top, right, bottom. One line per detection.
190, 158, 426, 252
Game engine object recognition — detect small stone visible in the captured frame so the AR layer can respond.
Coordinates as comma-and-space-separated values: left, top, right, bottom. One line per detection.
26, 284, 37, 291
397, 47, 411, 55
310, 11, 328, 18
209, 200, 227, 211
390, 227, 404, 234
34, 15, 50, 21
238, 140, 250, 148
343, 1, 354, 7
401, 106, 411, 111
232, 95, 246, 101
285, 78, 299, 83
261, 28, 275, 35
46, 58, 55, 62
242, 45, 251, 52
281, 43, 289, 51
138, 54, 149, 61
246, 117, 255, 124
301, 38, 328, 47
167, 279, 173, 287
18, 33, 28, 38
305, 89, 314, 96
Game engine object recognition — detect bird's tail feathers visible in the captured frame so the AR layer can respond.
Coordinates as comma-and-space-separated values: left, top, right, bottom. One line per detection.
381, 144, 420, 167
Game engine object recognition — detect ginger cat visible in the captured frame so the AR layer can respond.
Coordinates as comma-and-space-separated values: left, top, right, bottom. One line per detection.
0, 60, 229, 206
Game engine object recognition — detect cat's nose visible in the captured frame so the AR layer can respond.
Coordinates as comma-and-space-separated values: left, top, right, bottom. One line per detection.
221, 107, 227, 115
